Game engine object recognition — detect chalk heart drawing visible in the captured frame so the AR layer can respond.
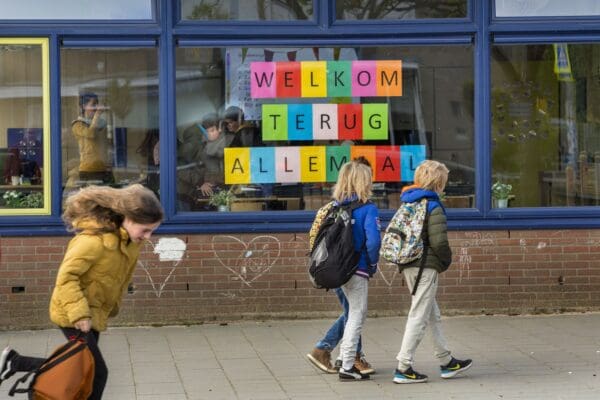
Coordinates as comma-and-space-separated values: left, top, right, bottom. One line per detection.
212, 235, 281, 286
378, 261, 399, 287
138, 237, 187, 298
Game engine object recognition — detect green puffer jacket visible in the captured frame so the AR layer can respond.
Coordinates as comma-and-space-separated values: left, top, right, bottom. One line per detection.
398, 206, 452, 273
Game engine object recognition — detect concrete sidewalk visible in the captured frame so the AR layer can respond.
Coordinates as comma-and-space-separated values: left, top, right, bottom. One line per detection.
1, 313, 600, 400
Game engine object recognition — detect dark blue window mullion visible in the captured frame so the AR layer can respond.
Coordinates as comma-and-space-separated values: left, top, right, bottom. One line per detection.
475, 0, 491, 217
160, 0, 176, 220
50, 33, 64, 223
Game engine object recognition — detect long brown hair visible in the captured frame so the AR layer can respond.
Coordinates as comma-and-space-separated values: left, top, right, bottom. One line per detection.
62, 184, 163, 233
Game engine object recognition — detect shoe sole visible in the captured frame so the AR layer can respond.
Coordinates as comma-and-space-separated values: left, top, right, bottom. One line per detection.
339, 374, 370, 381
393, 376, 428, 384
441, 362, 472, 379
0, 348, 11, 384
306, 353, 336, 373
357, 367, 375, 375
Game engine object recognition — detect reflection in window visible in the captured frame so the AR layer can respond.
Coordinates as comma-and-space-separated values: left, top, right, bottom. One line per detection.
496, 0, 600, 17
60, 48, 159, 202
2, 0, 153, 20
0, 39, 48, 213
491, 44, 600, 207
181, 0, 313, 20
175, 45, 474, 212
336, 0, 467, 20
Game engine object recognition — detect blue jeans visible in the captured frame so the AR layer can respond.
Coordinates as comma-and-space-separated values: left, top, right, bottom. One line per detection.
315, 287, 362, 355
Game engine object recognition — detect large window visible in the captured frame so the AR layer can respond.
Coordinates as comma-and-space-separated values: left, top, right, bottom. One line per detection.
60, 48, 159, 202
0, 38, 50, 214
491, 43, 600, 207
175, 45, 474, 212
181, 0, 314, 20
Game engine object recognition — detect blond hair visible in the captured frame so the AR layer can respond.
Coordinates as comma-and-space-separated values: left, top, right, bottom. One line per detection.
63, 184, 164, 233
414, 160, 449, 193
332, 160, 372, 203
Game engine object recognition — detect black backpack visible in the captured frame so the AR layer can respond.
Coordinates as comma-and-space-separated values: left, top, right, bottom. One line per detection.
308, 201, 365, 289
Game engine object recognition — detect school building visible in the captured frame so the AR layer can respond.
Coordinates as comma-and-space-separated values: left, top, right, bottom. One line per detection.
1, 1, 599, 330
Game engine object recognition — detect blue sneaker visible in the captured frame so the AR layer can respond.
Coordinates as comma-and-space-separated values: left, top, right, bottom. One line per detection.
440, 357, 472, 379
393, 367, 428, 383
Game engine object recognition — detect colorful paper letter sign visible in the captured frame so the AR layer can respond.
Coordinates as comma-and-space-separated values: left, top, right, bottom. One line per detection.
250, 60, 402, 98
276, 61, 301, 98
250, 147, 275, 183
312, 104, 338, 140
401, 145, 426, 182
225, 145, 427, 184
375, 146, 401, 182
224, 147, 250, 184
300, 146, 326, 182
275, 147, 300, 183
362, 103, 388, 140
250, 62, 276, 99
301, 61, 327, 98
288, 104, 312, 141
262, 104, 288, 141
326, 146, 350, 182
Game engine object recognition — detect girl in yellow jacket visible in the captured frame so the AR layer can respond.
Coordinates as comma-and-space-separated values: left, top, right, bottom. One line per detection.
0, 184, 163, 399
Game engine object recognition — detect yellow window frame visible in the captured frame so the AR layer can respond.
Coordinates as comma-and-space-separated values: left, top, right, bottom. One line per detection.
0, 38, 50, 216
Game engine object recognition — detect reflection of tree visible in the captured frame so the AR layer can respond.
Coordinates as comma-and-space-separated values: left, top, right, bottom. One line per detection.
337, 0, 465, 19
189, 0, 313, 20
490, 45, 560, 206
189, 0, 228, 20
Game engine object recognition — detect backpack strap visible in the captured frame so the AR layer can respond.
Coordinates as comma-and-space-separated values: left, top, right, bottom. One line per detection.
410, 199, 429, 296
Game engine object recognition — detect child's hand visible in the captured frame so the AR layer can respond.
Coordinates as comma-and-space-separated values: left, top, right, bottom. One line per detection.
74, 318, 92, 332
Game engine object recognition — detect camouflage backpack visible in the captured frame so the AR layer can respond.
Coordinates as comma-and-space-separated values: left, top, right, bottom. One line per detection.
380, 199, 428, 265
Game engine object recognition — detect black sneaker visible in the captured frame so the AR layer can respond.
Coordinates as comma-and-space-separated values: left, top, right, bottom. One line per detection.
339, 365, 370, 381
0, 347, 17, 386
440, 357, 472, 379
334, 359, 342, 371
393, 367, 428, 384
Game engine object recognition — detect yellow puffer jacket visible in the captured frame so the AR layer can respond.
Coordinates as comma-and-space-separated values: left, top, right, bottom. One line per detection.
49, 219, 141, 331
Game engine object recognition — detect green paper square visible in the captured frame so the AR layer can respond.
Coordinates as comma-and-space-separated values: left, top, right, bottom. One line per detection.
327, 61, 351, 98
362, 103, 388, 140
326, 145, 351, 182
262, 104, 288, 141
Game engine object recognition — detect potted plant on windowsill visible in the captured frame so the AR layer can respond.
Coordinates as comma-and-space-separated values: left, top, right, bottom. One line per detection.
208, 188, 235, 212
492, 181, 512, 208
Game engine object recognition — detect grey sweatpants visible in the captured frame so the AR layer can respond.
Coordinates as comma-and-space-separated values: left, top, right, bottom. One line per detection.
396, 267, 452, 371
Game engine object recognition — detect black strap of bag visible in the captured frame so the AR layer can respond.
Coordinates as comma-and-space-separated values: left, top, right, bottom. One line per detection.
411, 245, 428, 296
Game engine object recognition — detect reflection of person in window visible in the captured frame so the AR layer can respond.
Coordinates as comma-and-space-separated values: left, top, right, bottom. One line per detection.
197, 113, 237, 197
136, 129, 160, 196
72, 93, 114, 184
222, 106, 262, 147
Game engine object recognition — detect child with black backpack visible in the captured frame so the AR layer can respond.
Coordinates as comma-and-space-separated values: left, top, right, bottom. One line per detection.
391, 160, 472, 384
320, 160, 381, 381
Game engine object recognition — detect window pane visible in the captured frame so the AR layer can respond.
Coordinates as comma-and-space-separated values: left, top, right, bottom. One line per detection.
0, 40, 48, 212
496, 0, 600, 17
181, 0, 313, 20
61, 48, 159, 201
491, 43, 600, 207
2, 0, 153, 20
336, 0, 467, 20
175, 45, 474, 212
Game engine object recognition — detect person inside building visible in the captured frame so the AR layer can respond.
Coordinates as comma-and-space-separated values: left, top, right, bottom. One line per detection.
222, 105, 262, 147
71, 93, 114, 184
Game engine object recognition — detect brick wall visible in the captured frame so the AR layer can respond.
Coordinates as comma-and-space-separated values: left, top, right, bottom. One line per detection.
1, 229, 600, 330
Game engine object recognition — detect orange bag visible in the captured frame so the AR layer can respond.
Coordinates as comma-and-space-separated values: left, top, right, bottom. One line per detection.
9, 336, 95, 400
